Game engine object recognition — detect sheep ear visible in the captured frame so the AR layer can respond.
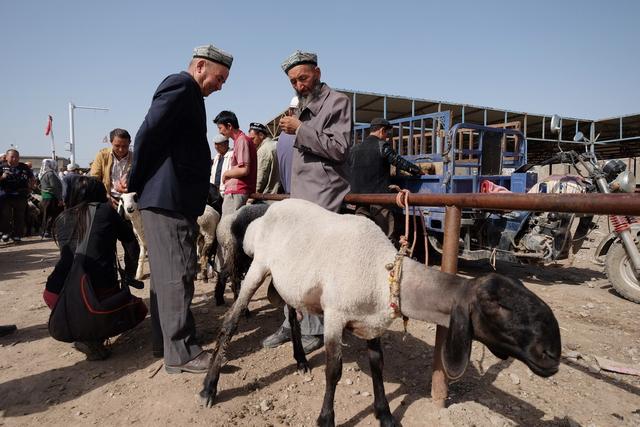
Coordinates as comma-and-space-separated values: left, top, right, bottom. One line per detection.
117, 201, 125, 218
441, 303, 472, 381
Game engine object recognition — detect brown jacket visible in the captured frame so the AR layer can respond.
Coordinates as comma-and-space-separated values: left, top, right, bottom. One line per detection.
89, 147, 132, 194
291, 83, 352, 212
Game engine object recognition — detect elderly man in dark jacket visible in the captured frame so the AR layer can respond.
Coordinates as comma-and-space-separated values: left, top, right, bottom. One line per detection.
128, 44, 232, 374
263, 50, 352, 354
349, 117, 422, 238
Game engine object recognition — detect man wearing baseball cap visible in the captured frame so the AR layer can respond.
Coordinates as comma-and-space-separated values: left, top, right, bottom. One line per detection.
128, 43, 232, 374
349, 117, 422, 238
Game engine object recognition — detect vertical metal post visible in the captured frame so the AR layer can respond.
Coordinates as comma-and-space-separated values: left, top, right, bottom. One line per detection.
383, 95, 387, 119
420, 118, 425, 154
67, 102, 109, 166
411, 99, 415, 117
353, 93, 357, 125
542, 116, 546, 140
483, 109, 487, 126
431, 205, 461, 408
619, 117, 623, 140
409, 119, 414, 155
68, 102, 75, 166
590, 121, 596, 156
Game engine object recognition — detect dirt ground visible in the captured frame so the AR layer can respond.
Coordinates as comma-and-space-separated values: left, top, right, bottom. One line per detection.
1, 216, 640, 427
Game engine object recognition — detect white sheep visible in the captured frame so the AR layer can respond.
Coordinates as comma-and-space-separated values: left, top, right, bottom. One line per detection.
118, 193, 146, 280
196, 204, 221, 283
200, 199, 562, 426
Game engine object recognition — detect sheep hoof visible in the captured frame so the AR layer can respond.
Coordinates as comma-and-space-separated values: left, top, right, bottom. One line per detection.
316, 413, 335, 427
376, 413, 397, 427
198, 388, 217, 408
297, 362, 310, 374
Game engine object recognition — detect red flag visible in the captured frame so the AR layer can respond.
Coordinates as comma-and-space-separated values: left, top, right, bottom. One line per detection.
45, 115, 52, 136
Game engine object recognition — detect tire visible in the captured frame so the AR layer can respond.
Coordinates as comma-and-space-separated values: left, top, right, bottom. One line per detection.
605, 242, 640, 303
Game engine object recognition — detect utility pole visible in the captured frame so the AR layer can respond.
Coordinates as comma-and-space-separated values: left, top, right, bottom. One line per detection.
68, 102, 109, 166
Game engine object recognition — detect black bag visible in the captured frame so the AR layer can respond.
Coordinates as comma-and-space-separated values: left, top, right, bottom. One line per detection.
48, 203, 148, 343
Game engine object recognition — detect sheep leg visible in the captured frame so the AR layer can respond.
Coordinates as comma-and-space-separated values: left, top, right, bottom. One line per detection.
317, 316, 343, 427
214, 271, 227, 306
202, 236, 214, 282
233, 276, 251, 318
200, 262, 268, 407
196, 234, 208, 282
136, 244, 146, 281
200, 236, 213, 283
288, 305, 310, 373
367, 338, 397, 427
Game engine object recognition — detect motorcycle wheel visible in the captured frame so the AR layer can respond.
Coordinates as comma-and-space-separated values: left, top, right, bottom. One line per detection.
605, 242, 640, 303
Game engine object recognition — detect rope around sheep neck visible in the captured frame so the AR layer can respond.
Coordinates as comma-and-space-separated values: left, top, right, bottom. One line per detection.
386, 189, 413, 334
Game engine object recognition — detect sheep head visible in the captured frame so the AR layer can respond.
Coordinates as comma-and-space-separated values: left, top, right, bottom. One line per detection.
442, 273, 561, 380
120, 192, 139, 215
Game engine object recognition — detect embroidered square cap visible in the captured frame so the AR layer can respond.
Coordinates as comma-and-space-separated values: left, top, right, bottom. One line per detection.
281, 50, 317, 73
193, 44, 233, 69
249, 122, 268, 134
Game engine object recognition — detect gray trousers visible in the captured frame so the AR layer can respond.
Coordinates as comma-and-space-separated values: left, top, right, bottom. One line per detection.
141, 208, 202, 365
283, 306, 324, 336
221, 193, 248, 216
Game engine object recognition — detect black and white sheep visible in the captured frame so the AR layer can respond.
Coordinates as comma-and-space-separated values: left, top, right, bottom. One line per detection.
212, 204, 269, 305
118, 193, 146, 280
200, 199, 561, 427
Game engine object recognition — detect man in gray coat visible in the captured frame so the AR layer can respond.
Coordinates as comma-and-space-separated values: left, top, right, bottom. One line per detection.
262, 50, 352, 353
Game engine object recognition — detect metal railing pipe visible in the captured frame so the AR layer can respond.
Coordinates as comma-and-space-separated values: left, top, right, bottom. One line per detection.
251, 193, 640, 216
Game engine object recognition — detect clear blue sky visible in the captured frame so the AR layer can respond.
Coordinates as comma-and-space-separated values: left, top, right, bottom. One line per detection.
1, 0, 638, 167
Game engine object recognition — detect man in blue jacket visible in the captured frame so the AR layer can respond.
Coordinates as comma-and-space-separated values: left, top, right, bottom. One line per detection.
128, 44, 232, 374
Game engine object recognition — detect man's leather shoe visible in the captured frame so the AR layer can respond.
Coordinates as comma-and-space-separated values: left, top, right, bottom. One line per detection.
165, 350, 211, 374
262, 326, 291, 349
301, 335, 323, 354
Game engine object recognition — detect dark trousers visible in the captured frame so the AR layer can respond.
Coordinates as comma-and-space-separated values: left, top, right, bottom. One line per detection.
120, 220, 140, 278
141, 208, 201, 365
41, 197, 63, 235
0, 195, 27, 237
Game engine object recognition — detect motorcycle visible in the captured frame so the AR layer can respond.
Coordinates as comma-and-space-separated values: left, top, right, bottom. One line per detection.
518, 115, 640, 302
543, 117, 640, 303
411, 120, 639, 302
